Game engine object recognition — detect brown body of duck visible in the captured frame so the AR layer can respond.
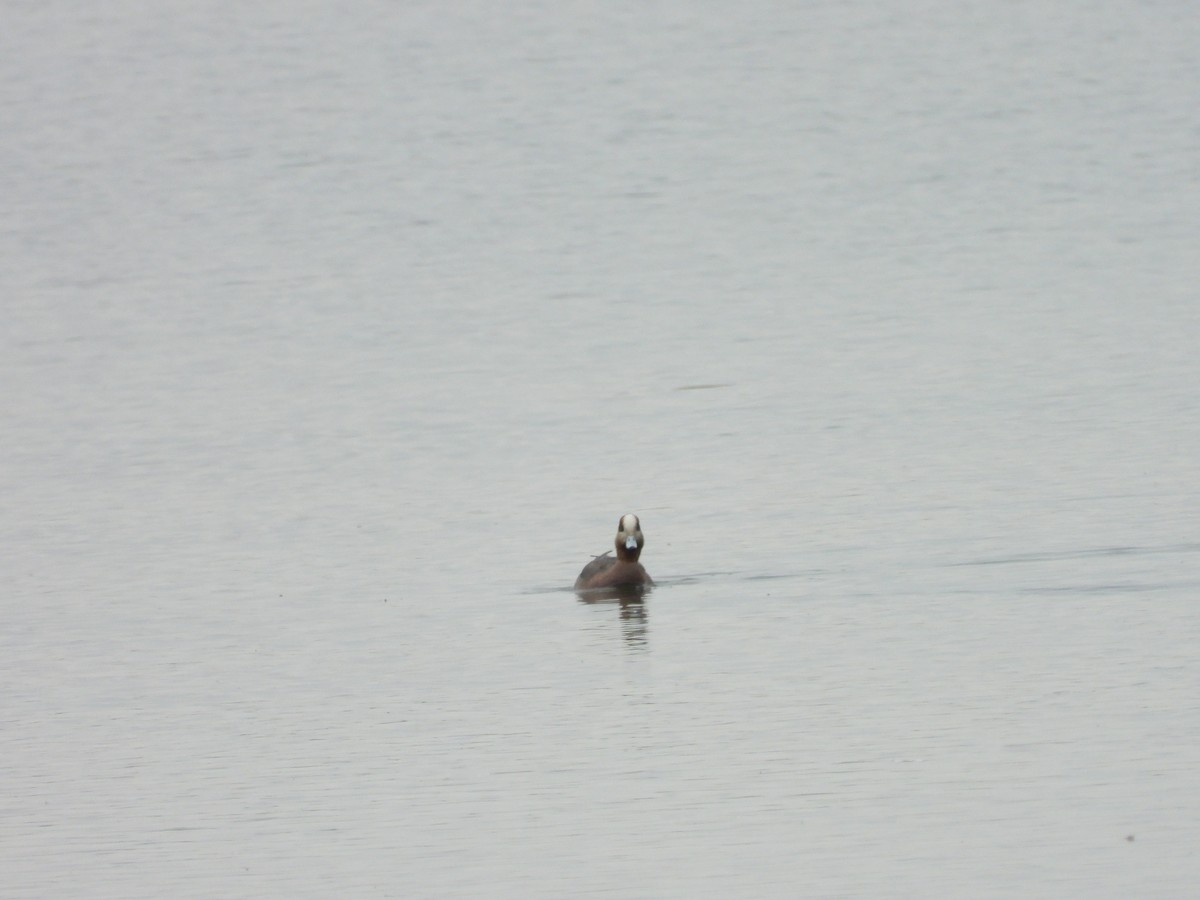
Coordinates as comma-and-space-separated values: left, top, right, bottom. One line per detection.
575, 514, 654, 589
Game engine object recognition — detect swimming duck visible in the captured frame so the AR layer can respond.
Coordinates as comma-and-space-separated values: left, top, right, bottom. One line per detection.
574, 514, 654, 589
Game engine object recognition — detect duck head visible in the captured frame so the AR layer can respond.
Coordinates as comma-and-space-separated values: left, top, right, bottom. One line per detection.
614, 513, 645, 562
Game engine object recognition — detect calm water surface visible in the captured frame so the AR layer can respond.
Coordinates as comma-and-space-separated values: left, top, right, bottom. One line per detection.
3, 2, 1199, 897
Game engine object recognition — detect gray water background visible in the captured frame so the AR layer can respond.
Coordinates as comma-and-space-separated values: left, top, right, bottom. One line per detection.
3, 2, 1199, 897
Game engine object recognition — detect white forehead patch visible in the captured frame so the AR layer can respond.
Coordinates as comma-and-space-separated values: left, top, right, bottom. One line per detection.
620, 514, 640, 532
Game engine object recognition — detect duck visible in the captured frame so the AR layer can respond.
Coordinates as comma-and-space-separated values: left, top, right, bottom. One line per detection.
574, 514, 654, 590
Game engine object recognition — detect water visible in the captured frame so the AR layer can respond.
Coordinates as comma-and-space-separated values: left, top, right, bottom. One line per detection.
3, 2, 1199, 896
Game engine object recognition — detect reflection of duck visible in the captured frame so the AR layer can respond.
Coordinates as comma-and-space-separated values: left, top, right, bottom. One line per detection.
574, 514, 654, 590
